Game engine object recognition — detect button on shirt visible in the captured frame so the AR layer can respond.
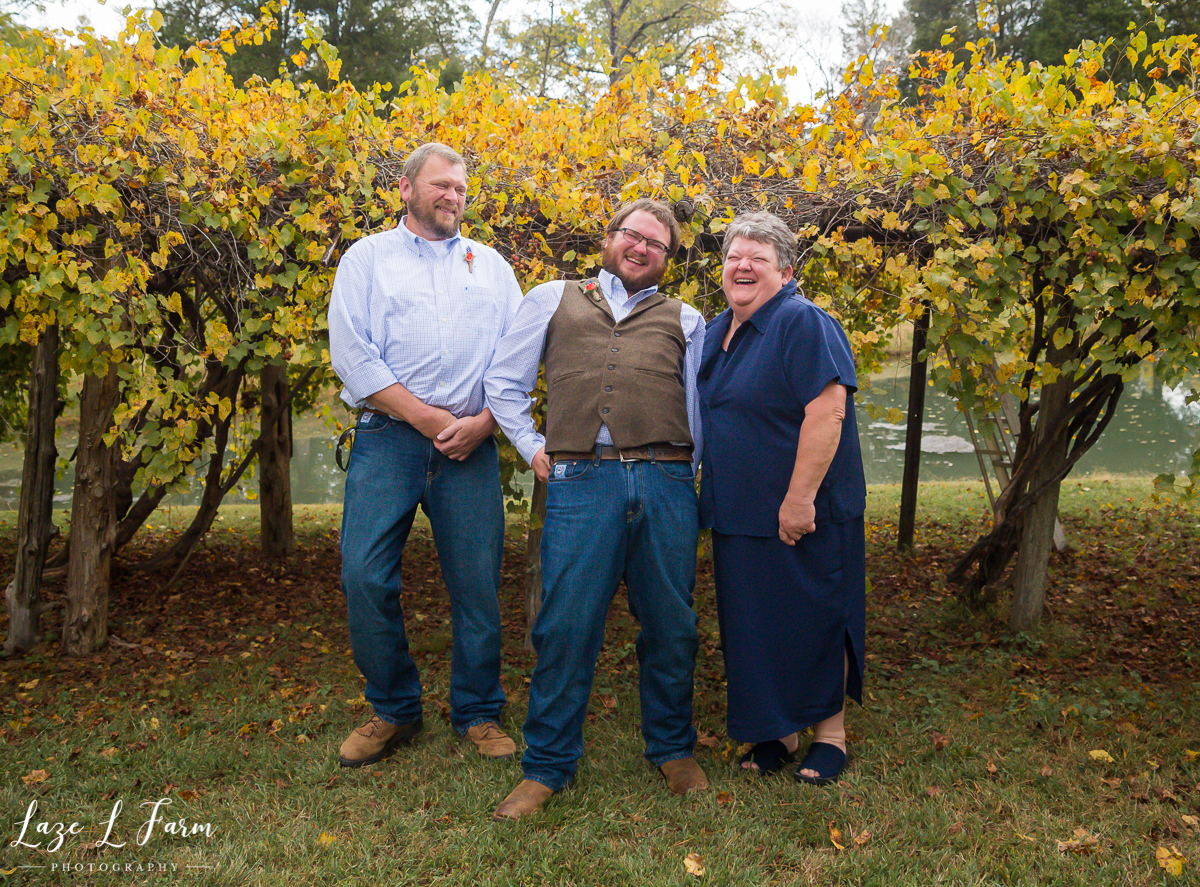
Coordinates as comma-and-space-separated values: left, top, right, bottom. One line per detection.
484, 270, 705, 468
327, 219, 523, 417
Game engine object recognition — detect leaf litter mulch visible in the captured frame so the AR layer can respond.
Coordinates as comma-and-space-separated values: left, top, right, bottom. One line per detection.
2, 503, 1198, 735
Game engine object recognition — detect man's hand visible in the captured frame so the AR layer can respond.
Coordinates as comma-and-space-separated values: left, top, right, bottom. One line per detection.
408, 403, 457, 442
434, 411, 496, 461
779, 494, 816, 546
531, 448, 551, 484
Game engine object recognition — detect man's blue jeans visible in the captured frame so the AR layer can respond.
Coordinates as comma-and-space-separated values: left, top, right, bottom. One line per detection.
522, 455, 700, 790
341, 413, 506, 733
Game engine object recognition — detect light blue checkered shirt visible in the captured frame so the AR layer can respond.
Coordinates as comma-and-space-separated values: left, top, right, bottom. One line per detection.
328, 219, 523, 417
484, 270, 705, 469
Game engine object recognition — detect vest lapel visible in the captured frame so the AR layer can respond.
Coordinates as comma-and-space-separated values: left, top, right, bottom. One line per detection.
620, 291, 665, 324
571, 279, 615, 322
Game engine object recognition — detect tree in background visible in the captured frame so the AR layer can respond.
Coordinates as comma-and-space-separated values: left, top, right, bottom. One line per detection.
154, 0, 472, 92
1023, 0, 1200, 74
906, 0, 1040, 61
841, 0, 913, 77
154, 0, 298, 84
905, 0, 1200, 75
486, 0, 767, 99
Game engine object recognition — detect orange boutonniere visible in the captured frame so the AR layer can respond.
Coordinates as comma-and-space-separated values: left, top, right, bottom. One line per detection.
584, 280, 597, 292
464, 248, 475, 273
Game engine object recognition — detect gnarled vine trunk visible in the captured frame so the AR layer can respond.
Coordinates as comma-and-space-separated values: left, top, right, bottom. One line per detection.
5, 325, 60, 654
63, 358, 121, 656
1009, 372, 1072, 631
947, 287, 1126, 624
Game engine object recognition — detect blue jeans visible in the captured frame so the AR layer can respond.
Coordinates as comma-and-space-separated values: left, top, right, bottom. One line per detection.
341, 413, 505, 733
522, 455, 700, 790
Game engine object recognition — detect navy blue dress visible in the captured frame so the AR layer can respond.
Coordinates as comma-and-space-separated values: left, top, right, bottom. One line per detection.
698, 281, 866, 743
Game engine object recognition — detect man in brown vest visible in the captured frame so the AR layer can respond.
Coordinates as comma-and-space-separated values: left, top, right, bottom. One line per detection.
484, 199, 708, 819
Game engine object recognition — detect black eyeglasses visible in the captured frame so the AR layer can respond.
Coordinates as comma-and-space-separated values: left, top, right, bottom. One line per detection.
615, 227, 669, 255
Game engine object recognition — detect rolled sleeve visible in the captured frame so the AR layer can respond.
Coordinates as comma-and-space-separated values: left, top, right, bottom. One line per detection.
327, 243, 398, 405
484, 281, 566, 467
681, 304, 705, 469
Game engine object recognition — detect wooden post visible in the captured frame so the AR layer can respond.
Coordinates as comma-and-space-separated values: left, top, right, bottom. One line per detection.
522, 476, 547, 653
897, 307, 930, 551
259, 362, 294, 557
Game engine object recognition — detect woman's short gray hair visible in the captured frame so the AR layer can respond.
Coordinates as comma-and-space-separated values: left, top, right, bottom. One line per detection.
722, 212, 798, 272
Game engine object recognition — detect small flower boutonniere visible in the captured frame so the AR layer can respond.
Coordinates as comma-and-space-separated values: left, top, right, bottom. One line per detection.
584, 279, 599, 300
464, 248, 475, 273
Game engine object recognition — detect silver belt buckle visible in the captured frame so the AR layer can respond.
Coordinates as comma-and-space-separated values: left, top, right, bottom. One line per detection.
617, 447, 639, 463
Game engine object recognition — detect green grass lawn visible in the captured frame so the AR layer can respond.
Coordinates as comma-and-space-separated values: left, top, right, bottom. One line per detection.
1, 478, 1198, 885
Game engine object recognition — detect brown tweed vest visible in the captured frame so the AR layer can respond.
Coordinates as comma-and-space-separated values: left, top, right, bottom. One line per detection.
543, 279, 692, 453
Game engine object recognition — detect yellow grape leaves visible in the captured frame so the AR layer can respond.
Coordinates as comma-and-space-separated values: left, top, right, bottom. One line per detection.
1, 15, 1199, 502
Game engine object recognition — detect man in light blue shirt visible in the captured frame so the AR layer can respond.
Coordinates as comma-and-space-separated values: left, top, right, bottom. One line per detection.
485, 199, 709, 820
328, 142, 523, 767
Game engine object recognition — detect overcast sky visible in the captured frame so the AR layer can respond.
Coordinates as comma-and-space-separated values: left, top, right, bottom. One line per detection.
21, 0, 905, 106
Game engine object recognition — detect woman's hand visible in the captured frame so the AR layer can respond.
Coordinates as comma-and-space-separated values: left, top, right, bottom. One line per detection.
779, 494, 817, 545
780, 382, 847, 544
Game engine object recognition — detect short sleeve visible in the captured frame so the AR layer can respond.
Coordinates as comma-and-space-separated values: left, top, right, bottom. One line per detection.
782, 304, 858, 407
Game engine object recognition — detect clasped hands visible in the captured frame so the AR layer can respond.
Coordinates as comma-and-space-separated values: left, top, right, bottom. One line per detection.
410, 403, 494, 461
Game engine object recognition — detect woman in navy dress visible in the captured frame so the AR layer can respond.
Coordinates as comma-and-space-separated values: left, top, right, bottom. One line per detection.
698, 212, 866, 784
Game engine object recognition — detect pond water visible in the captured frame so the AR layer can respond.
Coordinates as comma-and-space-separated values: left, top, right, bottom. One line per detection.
0, 367, 1196, 510
859, 363, 1200, 485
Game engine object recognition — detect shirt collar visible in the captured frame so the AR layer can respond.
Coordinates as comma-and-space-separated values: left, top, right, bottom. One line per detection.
745, 280, 799, 332
397, 216, 463, 253
599, 268, 658, 305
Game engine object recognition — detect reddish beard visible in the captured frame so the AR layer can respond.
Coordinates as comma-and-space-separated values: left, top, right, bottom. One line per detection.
600, 241, 667, 292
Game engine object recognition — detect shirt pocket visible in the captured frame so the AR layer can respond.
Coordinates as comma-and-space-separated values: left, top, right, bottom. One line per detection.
460, 285, 500, 339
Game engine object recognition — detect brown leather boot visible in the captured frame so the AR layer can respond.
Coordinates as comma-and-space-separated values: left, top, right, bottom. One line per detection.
466, 721, 517, 759
658, 757, 709, 795
338, 715, 423, 767
493, 780, 555, 821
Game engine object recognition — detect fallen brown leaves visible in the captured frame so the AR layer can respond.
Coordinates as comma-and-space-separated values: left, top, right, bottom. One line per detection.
2, 506, 1198, 751
1056, 827, 1100, 854
865, 508, 1200, 686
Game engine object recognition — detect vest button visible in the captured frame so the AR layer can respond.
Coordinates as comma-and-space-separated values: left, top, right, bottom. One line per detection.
611, 347, 619, 353
607, 364, 615, 370
605, 386, 612, 392
613, 331, 621, 337
601, 407, 610, 414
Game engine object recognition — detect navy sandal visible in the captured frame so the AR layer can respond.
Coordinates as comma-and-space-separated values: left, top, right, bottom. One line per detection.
738, 739, 796, 775
794, 741, 847, 785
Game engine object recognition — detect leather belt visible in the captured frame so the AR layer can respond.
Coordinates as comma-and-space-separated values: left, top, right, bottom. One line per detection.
550, 444, 693, 463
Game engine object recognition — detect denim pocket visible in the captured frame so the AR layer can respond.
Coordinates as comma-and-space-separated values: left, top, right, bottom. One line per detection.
653, 459, 696, 484
355, 411, 391, 435
549, 459, 593, 482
